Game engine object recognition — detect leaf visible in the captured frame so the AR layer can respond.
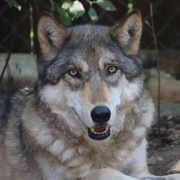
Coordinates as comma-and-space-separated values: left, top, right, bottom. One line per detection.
49, 0, 56, 11
4, 0, 21, 10
127, 3, 134, 13
69, 1, 85, 19
96, 0, 116, 11
61, 0, 73, 10
88, 7, 98, 23
30, 31, 34, 39
57, 7, 72, 26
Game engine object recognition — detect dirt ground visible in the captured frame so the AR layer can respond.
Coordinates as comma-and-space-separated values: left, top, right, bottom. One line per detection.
147, 116, 180, 175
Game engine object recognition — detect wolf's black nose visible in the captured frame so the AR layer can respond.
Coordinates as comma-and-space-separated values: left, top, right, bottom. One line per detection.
91, 106, 110, 123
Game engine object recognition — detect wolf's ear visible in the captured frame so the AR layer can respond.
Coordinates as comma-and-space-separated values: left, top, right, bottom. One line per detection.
37, 14, 70, 60
111, 10, 142, 55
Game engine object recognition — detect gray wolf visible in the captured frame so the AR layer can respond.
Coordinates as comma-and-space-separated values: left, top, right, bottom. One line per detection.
0, 10, 180, 180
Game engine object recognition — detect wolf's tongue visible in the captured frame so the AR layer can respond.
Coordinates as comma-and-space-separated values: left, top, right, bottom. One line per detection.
93, 126, 106, 132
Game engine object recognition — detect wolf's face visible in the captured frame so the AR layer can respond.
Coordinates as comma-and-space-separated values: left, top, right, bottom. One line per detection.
37, 11, 143, 141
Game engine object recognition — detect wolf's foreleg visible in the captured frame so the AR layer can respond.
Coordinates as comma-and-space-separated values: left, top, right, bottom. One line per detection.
83, 168, 139, 180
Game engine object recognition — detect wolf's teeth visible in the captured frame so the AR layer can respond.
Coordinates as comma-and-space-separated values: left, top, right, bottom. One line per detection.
90, 126, 109, 135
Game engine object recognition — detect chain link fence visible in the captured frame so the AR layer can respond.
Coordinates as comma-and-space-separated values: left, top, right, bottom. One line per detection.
0, 0, 180, 91
0, 0, 180, 53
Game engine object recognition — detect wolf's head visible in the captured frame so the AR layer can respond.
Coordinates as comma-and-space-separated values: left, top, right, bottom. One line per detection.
37, 10, 143, 141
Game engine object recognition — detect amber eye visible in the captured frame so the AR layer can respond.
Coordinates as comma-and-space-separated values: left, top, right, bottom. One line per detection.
107, 66, 118, 74
68, 69, 79, 77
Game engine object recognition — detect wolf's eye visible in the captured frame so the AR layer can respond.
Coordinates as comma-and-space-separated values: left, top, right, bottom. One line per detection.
68, 69, 80, 78
107, 66, 118, 75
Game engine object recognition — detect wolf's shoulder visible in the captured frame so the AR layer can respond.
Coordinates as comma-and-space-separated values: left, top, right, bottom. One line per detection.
0, 89, 29, 130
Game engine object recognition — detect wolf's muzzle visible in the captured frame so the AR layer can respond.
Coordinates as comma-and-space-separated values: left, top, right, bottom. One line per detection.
88, 106, 111, 140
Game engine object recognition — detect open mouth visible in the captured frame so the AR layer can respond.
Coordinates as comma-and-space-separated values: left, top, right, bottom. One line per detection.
88, 124, 110, 140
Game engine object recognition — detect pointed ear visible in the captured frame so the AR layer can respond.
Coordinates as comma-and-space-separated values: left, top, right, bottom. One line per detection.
111, 10, 142, 55
37, 14, 70, 60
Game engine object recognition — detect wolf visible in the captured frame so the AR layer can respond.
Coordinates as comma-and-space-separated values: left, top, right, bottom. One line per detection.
0, 10, 180, 180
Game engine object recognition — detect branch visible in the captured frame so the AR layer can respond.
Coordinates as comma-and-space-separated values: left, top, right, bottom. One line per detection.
0, 52, 11, 84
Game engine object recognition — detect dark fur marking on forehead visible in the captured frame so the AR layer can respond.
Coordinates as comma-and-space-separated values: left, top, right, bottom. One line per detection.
38, 42, 78, 85
41, 60, 71, 85
67, 25, 111, 46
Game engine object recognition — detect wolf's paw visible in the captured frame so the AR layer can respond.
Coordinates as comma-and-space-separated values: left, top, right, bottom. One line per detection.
168, 161, 180, 174
141, 173, 180, 180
